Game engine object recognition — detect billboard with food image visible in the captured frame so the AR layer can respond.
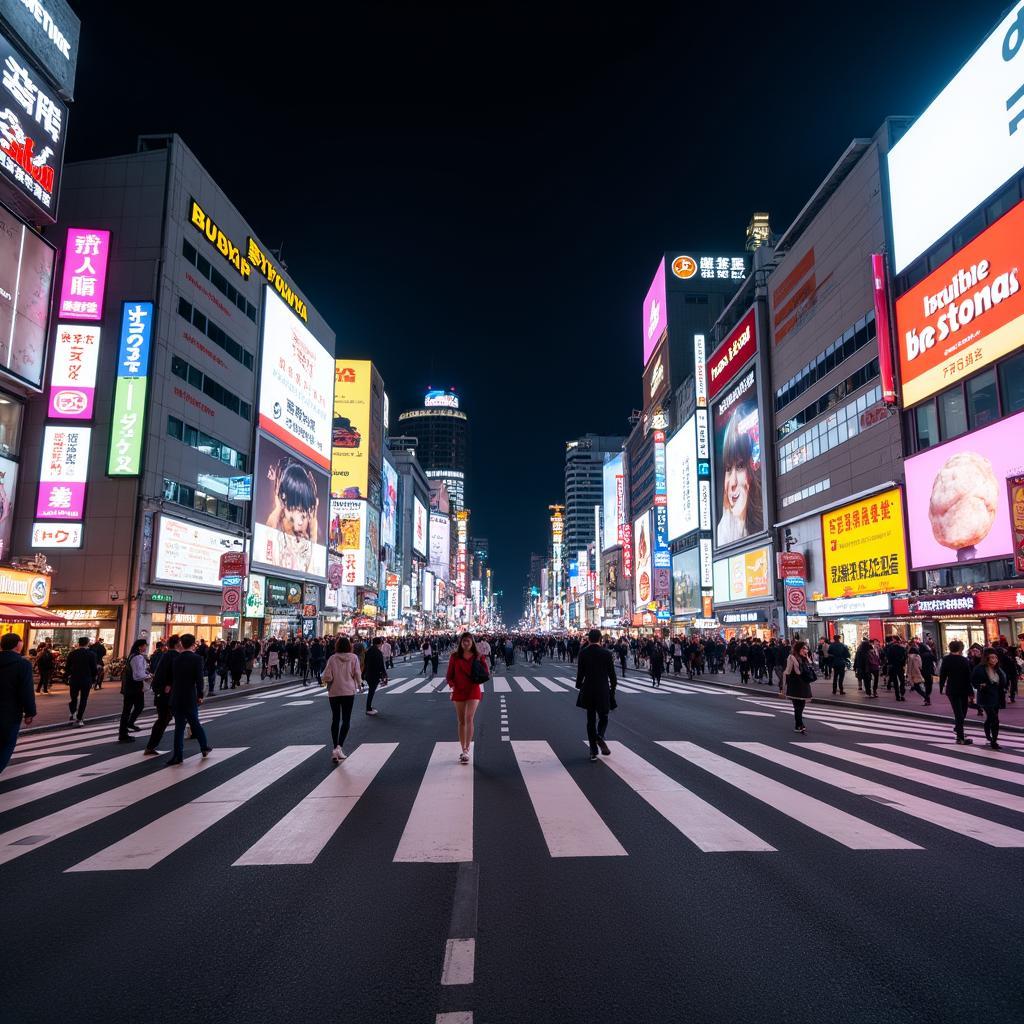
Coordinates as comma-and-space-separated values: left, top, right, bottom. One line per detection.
633, 511, 652, 611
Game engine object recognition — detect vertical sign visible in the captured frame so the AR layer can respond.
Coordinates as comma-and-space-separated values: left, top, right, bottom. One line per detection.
871, 254, 897, 405
1009, 475, 1024, 576
48, 323, 100, 419
36, 424, 91, 519
693, 333, 707, 406
58, 228, 110, 320
652, 429, 670, 617
107, 301, 153, 476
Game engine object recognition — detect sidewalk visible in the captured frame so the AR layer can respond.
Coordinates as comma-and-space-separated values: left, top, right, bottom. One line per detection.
631, 664, 1024, 732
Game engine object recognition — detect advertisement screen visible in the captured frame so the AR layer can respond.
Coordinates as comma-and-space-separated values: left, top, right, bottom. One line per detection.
252, 433, 329, 579
328, 498, 366, 586
259, 287, 333, 471
0, 454, 17, 559
413, 497, 427, 556
666, 416, 698, 540
712, 366, 765, 548
107, 301, 153, 477
822, 487, 910, 598
904, 410, 1024, 570
672, 548, 700, 617
429, 512, 450, 580
365, 504, 380, 589
381, 460, 398, 547
602, 453, 624, 550
633, 512, 652, 610
244, 573, 266, 618
642, 257, 668, 368
0, 205, 54, 389
707, 305, 757, 402
36, 423, 89, 519
153, 515, 244, 589
332, 358, 372, 498
895, 199, 1024, 407
886, 1, 1024, 272
58, 228, 110, 321
48, 323, 101, 419
712, 545, 772, 604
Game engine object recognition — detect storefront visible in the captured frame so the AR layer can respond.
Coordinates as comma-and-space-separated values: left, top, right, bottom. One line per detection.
0, 566, 63, 645
150, 611, 226, 646
887, 591, 1024, 651
28, 606, 119, 651
814, 594, 893, 649
262, 576, 304, 638
711, 544, 778, 640
719, 608, 776, 640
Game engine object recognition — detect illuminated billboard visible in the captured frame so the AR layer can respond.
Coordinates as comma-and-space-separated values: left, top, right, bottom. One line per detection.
332, 358, 371, 498
57, 228, 110, 321
153, 515, 244, 590
707, 305, 757, 402
671, 548, 701, 617
642, 257, 668, 368
381, 459, 398, 547
107, 302, 153, 477
413, 497, 428, 557
712, 545, 773, 604
666, 416, 698, 540
602, 452, 624, 551
328, 498, 367, 587
425, 388, 458, 408
429, 512, 450, 581
48, 323, 100, 419
633, 511, 652, 610
36, 423, 89, 519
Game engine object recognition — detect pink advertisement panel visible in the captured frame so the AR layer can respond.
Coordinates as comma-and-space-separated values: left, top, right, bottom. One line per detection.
47, 323, 101, 419
58, 228, 111, 321
642, 257, 668, 368
905, 410, 1024, 570
36, 424, 91, 520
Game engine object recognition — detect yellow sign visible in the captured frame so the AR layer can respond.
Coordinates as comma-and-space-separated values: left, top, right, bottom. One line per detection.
246, 236, 308, 322
822, 487, 909, 598
332, 359, 372, 500
189, 199, 252, 280
0, 567, 52, 607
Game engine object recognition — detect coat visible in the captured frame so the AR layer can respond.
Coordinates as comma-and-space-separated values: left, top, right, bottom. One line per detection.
169, 650, 205, 710
939, 654, 973, 700
575, 643, 618, 713
783, 654, 813, 700
0, 649, 34, 728
64, 646, 97, 686
971, 664, 1007, 710
322, 653, 361, 696
907, 652, 924, 684
363, 646, 387, 684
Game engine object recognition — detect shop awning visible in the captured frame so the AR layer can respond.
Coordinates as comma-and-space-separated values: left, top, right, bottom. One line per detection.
0, 605, 67, 626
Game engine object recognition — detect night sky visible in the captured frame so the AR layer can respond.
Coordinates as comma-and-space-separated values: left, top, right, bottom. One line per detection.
66, 2, 1001, 620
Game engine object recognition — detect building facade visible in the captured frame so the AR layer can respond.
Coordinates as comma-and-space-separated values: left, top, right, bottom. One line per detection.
564, 434, 623, 557
398, 388, 468, 513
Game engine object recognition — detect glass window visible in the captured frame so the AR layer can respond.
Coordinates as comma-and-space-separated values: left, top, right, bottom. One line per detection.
914, 403, 941, 450
0, 392, 24, 457
966, 369, 999, 430
171, 356, 187, 381
1000, 351, 1024, 415
939, 386, 968, 439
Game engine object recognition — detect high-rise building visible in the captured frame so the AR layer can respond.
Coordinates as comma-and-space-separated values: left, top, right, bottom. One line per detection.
565, 435, 624, 556
398, 387, 468, 512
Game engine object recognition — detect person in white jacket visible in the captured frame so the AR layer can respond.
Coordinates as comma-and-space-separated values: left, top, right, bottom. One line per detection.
321, 636, 363, 763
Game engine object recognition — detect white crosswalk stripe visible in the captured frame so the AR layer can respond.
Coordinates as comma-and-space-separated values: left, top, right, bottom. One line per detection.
385, 677, 428, 694
533, 677, 565, 693
512, 677, 539, 693
0, 754, 88, 780
491, 678, 512, 693
0, 751, 155, 813
864, 743, 1024, 785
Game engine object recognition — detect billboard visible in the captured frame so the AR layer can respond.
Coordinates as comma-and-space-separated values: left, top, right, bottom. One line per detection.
36, 423, 89, 519
107, 301, 153, 476
642, 257, 668, 368
887, 2, 1024, 272
153, 515, 244, 589
244, 573, 266, 618
822, 488, 910, 598
712, 545, 773, 604
425, 388, 458, 408
0, 0, 80, 101
47, 322, 100, 419
707, 305, 757, 402
57, 228, 110, 321
328, 498, 367, 586
332, 358, 371, 498
671, 548, 701, 617
0, 453, 16, 558
666, 416, 698, 540
633, 511, 652, 610
429, 511, 450, 580
413, 496, 427, 556
602, 452, 624, 550
381, 459, 398, 547
894, 199, 1024, 407
0, 205, 54, 389
252, 433, 329, 578
712, 365, 765, 548
30, 520, 81, 549
258, 287, 333, 470
904, 410, 1024, 570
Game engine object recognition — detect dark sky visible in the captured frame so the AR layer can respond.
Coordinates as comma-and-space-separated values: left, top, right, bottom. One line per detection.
67, 1, 1002, 620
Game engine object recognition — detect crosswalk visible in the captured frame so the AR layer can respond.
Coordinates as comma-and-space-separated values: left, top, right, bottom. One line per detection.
3, 726, 1023, 873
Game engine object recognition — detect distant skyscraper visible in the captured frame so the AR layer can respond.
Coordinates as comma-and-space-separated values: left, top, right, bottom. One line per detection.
565, 434, 625, 556
398, 388, 468, 511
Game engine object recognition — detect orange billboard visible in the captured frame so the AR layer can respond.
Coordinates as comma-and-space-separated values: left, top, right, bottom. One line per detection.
895, 198, 1024, 407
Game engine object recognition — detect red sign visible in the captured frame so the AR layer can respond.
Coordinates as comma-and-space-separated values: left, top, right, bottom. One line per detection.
1009, 475, 1024, 577
974, 589, 1024, 614
219, 551, 247, 579
221, 584, 242, 613
777, 551, 807, 580
871, 254, 898, 405
892, 590, 1024, 616
785, 583, 807, 613
707, 305, 757, 401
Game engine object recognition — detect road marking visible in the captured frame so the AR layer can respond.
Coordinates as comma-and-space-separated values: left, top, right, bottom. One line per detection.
491, 678, 512, 693
864, 743, 1024, 785
737, 711, 775, 717
436, 1013, 473, 1024
663, 742, 919, 850
67, 746, 321, 871
386, 677, 427, 694
512, 677, 539, 693
0, 754, 88, 780
394, 742, 473, 863
234, 743, 398, 865
0, 749, 246, 865
284, 700, 315, 706
511, 741, 626, 857
600, 742, 773, 852
245, 684, 308, 700
441, 938, 475, 985
929, 743, 1024, 765
0, 751, 152, 813
803, 742, 1024, 814
732, 742, 1024, 848
418, 678, 448, 693
533, 677, 564, 692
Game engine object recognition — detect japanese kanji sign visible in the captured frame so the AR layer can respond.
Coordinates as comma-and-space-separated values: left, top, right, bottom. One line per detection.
57, 228, 110, 320
35, 423, 90, 519
0, 28, 68, 223
821, 487, 910, 598
107, 301, 153, 477
47, 322, 100, 419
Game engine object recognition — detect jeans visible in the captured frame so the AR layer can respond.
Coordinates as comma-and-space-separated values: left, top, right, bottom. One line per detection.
365, 680, 379, 711
983, 708, 1000, 744
774, 665, 786, 689
949, 695, 969, 741
423, 657, 432, 676
146, 700, 172, 750
172, 704, 208, 761
792, 698, 806, 729
68, 681, 91, 720
0, 720, 20, 773
329, 695, 355, 748
651, 668, 662, 687
206, 670, 216, 696
832, 665, 846, 692
862, 670, 879, 696
119, 687, 144, 738
586, 708, 608, 754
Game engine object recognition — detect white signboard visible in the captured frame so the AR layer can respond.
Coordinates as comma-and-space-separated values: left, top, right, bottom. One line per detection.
153, 515, 244, 589
31, 520, 82, 548
413, 496, 428, 556
666, 416, 698, 540
815, 594, 892, 616
36, 424, 90, 520
48, 323, 100, 419
429, 512, 450, 581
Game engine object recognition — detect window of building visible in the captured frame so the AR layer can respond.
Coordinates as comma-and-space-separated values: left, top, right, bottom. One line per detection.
913, 402, 939, 450
163, 477, 241, 524
781, 477, 831, 508
966, 369, 999, 431
778, 385, 883, 476
777, 358, 880, 441
938, 386, 968, 440
170, 356, 251, 421
0, 392, 24, 457
177, 296, 254, 370
182, 238, 258, 322
1000, 351, 1024, 416
167, 416, 247, 470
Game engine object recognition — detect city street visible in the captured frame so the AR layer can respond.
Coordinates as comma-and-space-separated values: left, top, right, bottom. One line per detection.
3, 658, 1022, 1024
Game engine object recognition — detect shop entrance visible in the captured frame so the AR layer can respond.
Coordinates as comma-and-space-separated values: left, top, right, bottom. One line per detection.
941, 621, 986, 651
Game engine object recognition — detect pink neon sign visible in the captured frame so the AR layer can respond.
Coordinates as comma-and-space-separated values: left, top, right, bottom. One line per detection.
58, 228, 111, 321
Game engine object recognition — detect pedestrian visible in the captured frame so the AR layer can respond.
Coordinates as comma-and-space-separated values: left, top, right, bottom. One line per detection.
381, 637, 393, 670
827, 634, 850, 695
117, 638, 151, 742
309, 637, 325, 686
166, 633, 212, 765
422, 639, 433, 676
144, 634, 180, 756
887, 636, 908, 700
575, 628, 616, 761
907, 643, 930, 706
649, 641, 664, 688
227, 640, 245, 688
267, 641, 281, 679
90, 638, 106, 689
781, 639, 815, 734
939, 639, 974, 745
0, 632, 35, 773
322, 636, 362, 762
446, 631, 487, 764
34, 642, 54, 694
971, 648, 1007, 750
64, 636, 97, 727
363, 636, 387, 716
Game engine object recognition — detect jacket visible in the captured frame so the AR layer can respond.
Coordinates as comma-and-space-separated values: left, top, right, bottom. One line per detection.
363, 646, 387, 684
907, 652, 924, 684
64, 647, 98, 686
151, 648, 178, 701
971, 664, 1007, 710
939, 654, 973, 700
827, 641, 850, 667
886, 642, 907, 670
169, 650, 205, 709
575, 643, 618, 713
0, 649, 35, 727
322, 653, 361, 696
783, 654, 813, 700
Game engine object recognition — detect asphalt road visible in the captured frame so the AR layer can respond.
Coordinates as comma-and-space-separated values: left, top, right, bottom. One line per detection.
2, 656, 1022, 1024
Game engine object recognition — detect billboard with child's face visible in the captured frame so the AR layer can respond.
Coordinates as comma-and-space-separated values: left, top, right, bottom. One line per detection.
252, 433, 329, 580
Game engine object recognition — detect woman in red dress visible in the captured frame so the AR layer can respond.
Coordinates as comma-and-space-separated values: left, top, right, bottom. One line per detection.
447, 631, 486, 764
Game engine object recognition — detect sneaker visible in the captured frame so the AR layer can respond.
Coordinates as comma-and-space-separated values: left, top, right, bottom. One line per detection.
128, 724, 141, 732
365, 708, 379, 716
597, 739, 611, 756
459, 752, 469, 764
201, 747, 212, 758
68, 714, 75, 725
331, 746, 342, 763
143, 748, 159, 756
166, 757, 183, 766
963, 738, 974, 745
75, 719, 85, 727
589, 752, 598, 762
337, 748, 348, 761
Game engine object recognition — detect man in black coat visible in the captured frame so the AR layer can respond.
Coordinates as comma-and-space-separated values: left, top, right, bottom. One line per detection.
576, 628, 617, 761
64, 636, 98, 726
939, 639, 975, 744
144, 634, 180, 756
167, 633, 212, 765
363, 637, 387, 716
0, 633, 35, 773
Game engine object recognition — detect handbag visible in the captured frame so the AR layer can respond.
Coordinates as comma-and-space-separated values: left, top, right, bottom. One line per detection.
470, 657, 490, 684
801, 660, 817, 684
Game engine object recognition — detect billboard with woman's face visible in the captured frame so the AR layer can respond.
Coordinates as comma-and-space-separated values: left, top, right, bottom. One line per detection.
712, 366, 765, 548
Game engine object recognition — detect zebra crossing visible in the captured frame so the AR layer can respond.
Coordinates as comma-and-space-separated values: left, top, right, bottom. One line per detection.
3, 726, 1023, 873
